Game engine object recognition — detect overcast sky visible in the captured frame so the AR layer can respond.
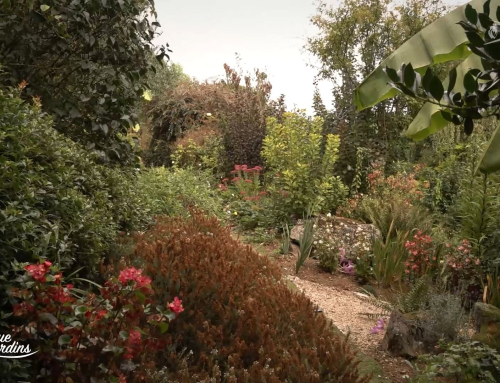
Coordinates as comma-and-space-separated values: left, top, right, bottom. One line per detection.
153, 0, 462, 115
154, 0, 330, 114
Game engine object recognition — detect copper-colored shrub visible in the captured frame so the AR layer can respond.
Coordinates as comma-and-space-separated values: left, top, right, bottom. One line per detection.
133, 212, 368, 382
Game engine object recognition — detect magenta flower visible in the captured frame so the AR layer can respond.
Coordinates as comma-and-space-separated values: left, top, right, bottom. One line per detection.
370, 318, 384, 334
341, 260, 355, 275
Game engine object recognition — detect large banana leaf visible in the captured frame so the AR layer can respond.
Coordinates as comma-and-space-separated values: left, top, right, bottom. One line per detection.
479, 127, 500, 173
405, 54, 484, 141
353, 0, 499, 111
354, 0, 500, 173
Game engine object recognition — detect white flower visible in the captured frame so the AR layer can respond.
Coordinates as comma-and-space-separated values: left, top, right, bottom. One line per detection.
207, 112, 212, 117
326, 213, 332, 217
319, 240, 323, 244
314, 241, 318, 245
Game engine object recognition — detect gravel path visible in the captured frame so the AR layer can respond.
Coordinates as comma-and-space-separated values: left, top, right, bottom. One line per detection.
287, 275, 388, 352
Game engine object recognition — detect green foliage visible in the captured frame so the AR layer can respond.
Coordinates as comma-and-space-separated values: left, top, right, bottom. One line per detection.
262, 111, 348, 215
415, 341, 500, 382
452, 172, 500, 262
171, 135, 223, 173
361, 197, 431, 241
296, 218, 316, 274
0, 0, 168, 164
138, 167, 224, 218
363, 277, 430, 317
485, 267, 500, 308
0, 87, 147, 273
372, 229, 409, 287
377, 0, 500, 173
148, 61, 190, 99
281, 223, 291, 255
308, 0, 447, 181
138, 167, 223, 217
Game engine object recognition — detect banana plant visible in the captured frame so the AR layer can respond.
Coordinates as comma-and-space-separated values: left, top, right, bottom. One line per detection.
355, 0, 500, 173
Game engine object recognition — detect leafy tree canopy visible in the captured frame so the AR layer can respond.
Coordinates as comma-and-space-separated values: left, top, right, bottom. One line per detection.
0, 0, 169, 165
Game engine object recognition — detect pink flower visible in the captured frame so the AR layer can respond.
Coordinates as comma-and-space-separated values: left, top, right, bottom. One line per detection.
169, 297, 184, 315
253, 166, 263, 172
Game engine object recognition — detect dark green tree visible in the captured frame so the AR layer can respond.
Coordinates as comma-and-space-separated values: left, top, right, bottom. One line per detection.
0, 0, 169, 164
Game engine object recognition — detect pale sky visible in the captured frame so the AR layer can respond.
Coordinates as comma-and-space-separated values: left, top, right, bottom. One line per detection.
153, 0, 463, 115
154, 0, 332, 115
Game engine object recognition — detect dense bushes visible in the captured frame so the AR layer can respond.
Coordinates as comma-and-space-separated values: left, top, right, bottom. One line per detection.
131, 212, 367, 382
6, 259, 183, 382
0, 87, 148, 273
144, 64, 285, 171
138, 167, 225, 218
0, 0, 166, 164
262, 111, 348, 215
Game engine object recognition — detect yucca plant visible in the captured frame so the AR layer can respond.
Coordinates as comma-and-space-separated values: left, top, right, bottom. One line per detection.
484, 267, 500, 308
281, 223, 291, 255
372, 221, 409, 287
296, 218, 315, 274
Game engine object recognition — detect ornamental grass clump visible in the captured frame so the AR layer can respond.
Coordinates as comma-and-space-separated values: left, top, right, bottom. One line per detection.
133, 211, 368, 382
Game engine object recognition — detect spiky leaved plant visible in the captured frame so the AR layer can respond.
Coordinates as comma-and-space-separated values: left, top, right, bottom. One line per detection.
296, 218, 315, 274
361, 276, 431, 318
281, 223, 291, 255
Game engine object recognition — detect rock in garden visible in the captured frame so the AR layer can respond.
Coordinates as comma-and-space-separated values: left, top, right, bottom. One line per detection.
473, 302, 500, 351
290, 216, 380, 252
380, 311, 424, 359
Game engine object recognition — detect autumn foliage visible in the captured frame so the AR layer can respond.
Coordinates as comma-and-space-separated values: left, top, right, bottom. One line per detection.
133, 211, 368, 382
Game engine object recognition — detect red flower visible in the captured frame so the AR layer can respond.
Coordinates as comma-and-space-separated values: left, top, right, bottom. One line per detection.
118, 373, 127, 383
222, 178, 229, 183
234, 165, 241, 171
217, 184, 228, 191
253, 166, 263, 171
13, 302, 34, 316
95, 310, 107, 320
54, 273, 62, 284
244, 179, 252, 183
24, 262, 51, 282
119, 267, 152, 288
168, 297, 184, 315
49, 286, 73, 303
241, 165, 248, 170
128, 330, 142, 348
232, 177, 240, 183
